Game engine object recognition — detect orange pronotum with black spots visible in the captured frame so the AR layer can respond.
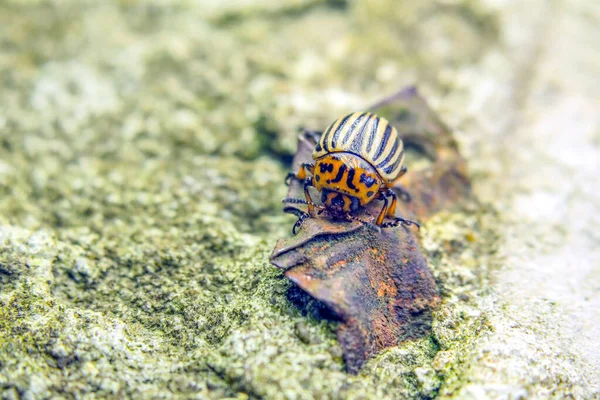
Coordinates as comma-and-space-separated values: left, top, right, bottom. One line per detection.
285, 112, 419, 233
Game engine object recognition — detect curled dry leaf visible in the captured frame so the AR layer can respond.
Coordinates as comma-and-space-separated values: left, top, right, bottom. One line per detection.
270, 86, 471, 373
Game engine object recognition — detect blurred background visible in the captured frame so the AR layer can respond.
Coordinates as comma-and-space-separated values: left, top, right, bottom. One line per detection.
0, 1, 598, 399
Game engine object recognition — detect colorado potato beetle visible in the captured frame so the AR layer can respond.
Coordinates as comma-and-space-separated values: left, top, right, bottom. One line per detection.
285, 112, 419, 234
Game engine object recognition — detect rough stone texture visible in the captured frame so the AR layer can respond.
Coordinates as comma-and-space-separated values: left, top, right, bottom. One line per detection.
435, 0, 600, 397
0, 0, 598, 399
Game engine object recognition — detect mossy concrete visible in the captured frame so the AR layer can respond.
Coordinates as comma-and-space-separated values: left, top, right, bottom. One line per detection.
0, 0, 598, 399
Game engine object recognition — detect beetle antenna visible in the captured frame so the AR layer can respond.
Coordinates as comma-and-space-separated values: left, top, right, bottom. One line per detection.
348, 215, 381, 232
282, 198, 323, 211
283, 197, 309, 205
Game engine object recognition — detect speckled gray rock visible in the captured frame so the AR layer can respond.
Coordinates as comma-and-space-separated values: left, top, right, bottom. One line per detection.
0, 0, 598, 399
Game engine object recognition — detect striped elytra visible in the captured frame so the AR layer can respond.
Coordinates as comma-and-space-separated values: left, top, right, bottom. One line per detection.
313, 112, 405, 183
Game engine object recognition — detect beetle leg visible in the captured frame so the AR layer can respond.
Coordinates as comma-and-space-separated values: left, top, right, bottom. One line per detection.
385, 188, 398, 217
301, 129, 321, 144
284, 173, 296, 186
375, 191, 390, 226
285, 163, 315, 186
396, 186, 412, 202
292, 212, 311, 235
391, 165, 407, 182
381, 217, 420, 230
377, 188, 419, 228
303, 177, 317, 215
287, 187, 324, 235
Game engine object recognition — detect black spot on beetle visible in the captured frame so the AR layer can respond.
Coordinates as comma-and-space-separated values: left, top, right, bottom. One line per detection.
315, 175, 320, 182
319, 163, 334, 173
367, 191, 375, 197
346, 169, 357, 191
360, 174, 377, 188
331, 165, 346, 183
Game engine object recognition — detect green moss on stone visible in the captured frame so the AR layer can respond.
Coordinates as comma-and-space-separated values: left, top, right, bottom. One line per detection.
4, 0, 578, 399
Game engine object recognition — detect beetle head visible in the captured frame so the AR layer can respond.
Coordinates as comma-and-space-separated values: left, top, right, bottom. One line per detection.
321, 189, 359, 218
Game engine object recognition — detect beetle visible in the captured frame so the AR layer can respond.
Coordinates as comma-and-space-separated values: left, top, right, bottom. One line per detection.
285, 112, 419, 234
